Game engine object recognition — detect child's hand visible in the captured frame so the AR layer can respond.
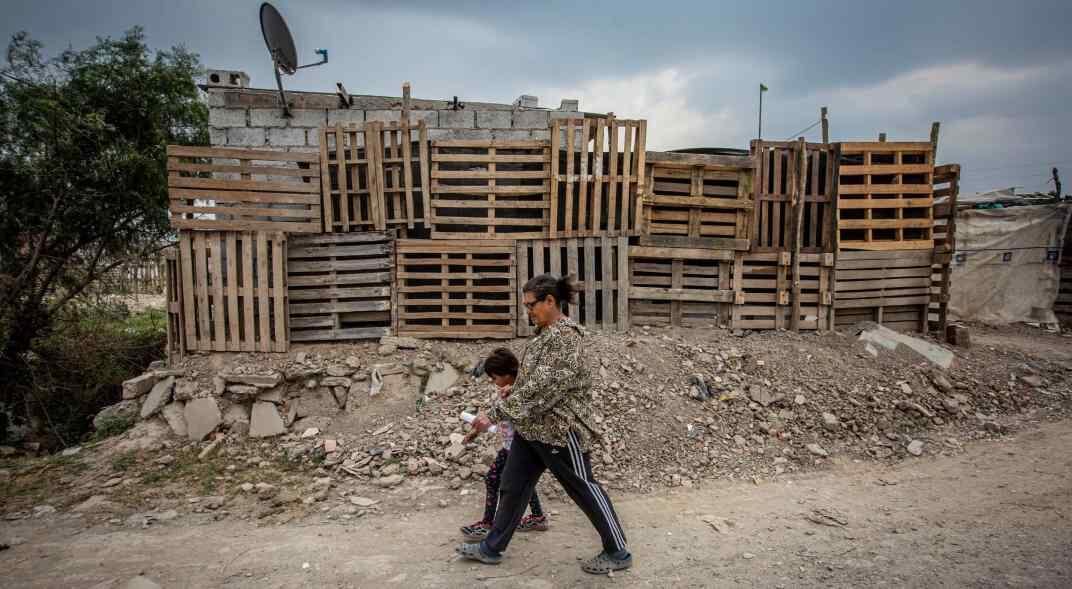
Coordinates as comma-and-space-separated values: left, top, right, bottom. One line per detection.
463, 429, 480, 444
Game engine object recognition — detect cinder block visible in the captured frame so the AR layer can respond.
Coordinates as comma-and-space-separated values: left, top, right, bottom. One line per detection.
408, 110, 438, 126
549, 110, 582, 121
227, 127, 266, 147
529, 129, 552, 141
327, 109, 365, 125
268, 127, 307, 147
209, 107, 248, 128
206, 90, 227, 108
491, 129, 533, 141
306, 130, 320, 147
428, 128, 492, 141
512, 110, 549, 129
559, 99, 580, 111
209, 128, 227, 146
438, 110, 476, 129
366, 110, 401, 123
249, 109, 288, 128
516, 95, 539, 108
477, 110, 512, 129
287, 109, 327, 128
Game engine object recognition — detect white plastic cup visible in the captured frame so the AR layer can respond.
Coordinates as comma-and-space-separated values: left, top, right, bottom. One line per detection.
460, 411, 498, 434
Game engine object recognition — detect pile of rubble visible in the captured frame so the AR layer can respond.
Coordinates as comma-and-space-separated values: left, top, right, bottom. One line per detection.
95, 324, 1072, 498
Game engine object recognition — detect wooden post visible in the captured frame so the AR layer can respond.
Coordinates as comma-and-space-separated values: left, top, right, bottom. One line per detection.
790, 137, 806, 331
820, 107, 829, 144
929, 121, 940, 162
925, 121, 941, 334
402, 82, 411, 122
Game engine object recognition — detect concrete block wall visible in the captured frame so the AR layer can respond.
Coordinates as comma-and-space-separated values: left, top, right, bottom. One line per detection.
204, 74, 588, 152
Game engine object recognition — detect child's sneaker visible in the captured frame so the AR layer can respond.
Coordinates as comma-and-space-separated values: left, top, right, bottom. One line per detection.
518, 514, 549, 532
460, 520, 491, 541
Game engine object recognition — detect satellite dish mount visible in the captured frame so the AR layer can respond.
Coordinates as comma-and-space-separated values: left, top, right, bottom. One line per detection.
260, 2, 328, 117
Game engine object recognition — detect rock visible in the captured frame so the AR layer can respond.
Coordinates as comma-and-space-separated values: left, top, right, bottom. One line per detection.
122, 373, 158, 400
223, 403, 251, 436
320, 376, 352, 389
331, 386, 348, 409
425, 365, 461, 394
301, 427, 320, 439
381, 463, 400, 476
73, 495, 118, 513
100, 476, 123, 488
173, 378, 200, 402
899, 382, 913, 396
198, 437, 223, 460
240, 483, 254, 493
1021, 374, 1043, 387
121, 576, 163, 589
377, 343, 398, 356
220, 372, 283, 388
93, 400, 140, 430
794, 394, 806, 406
31, 505, 57, 518
929, 370, 955, 394
226, 385, 261, 398
249, 402, 286, 438
203, 496, 226, 510
748, 385, 775, 407
445, 443, 466, 462
424, 458, 445, 475
942, 398, 960, 413
373, 474, 404, 488
406, 458, 422, 474
291, 416, 332, 433
906, 440, 924, 456
381, 336, 420, 350
257, 386, 285, 404
138, 377, 174, 419
821, 412, 840, 431
184, 397, 222, 441
350, 496, 379, 507
284, 400, 300, 427
161, 402, 187, 437
806, 443, 828, 457
896, 400, 935, 418
326, 365, 353, 377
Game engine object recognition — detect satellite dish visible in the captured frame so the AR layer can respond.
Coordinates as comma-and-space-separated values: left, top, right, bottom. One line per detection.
258, 2, 329, 117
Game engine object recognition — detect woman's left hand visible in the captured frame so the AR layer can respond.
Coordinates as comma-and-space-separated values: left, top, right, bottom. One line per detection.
472, 412, 493, 433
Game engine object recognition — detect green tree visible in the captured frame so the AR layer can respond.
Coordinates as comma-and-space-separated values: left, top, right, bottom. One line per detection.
0, 27, 207, 439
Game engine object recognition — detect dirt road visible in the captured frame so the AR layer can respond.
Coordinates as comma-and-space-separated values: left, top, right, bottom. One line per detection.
4, 417, 1071, 588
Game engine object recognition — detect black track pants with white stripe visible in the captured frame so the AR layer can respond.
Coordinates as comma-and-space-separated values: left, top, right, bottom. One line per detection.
483, 431, 627, 555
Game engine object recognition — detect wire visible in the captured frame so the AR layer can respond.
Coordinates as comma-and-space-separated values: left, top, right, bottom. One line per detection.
785, 120, 821, 141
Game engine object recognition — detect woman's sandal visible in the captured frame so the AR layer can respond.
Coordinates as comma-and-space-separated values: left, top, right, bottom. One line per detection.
455, 542, 502, 565
581, 551, 633, 575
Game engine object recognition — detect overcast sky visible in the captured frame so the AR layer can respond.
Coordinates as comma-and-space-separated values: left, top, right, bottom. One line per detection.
6, 0, 1072, 195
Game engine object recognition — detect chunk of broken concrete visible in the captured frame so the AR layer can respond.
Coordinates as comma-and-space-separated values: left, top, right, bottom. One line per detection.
172, 378, 200, 401
857, 323, 954, 369
122, 373, 158, 400
806, 443, 829, 457
223, 403, 251, 436
139, 377, 175, 419
220, 372, 283, 388
184, 397, 221, 441
424, 365, 460, 395
160, 401, 187, 438
249, 401, 285, 438
93, 400, 141, 430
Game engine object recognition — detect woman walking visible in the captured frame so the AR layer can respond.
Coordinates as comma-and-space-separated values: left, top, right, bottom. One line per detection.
456, 274, 632, 575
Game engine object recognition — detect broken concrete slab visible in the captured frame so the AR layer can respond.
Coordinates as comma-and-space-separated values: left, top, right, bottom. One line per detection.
857, 323, 954, 370
139, 377, 175, 419
172, 378, 200, 401
160, 401, 187, 438
223, 403, 251, 436
219, 372, 283, 388
249, 401, 285, 438
256, 386, 285, 404
184, 398, 221, 441
122, 373, 158, 400
424, 365, 460, 394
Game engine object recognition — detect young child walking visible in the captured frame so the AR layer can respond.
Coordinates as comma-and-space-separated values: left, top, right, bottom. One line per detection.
460, 348, 549, 541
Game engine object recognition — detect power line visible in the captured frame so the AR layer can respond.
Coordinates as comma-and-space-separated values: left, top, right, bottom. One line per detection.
785, 120, 821, 141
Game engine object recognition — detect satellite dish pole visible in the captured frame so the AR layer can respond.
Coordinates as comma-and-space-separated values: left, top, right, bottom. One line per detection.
260, 2, 329, 117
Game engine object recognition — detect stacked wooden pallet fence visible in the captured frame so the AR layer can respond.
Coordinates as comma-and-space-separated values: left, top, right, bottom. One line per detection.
319, 120, 430, 235
628, 244, 735, 328
395, 240, 516, 339
287, 232, 395, 342
167, 146, 322, 233
429, 139, 551, 239
550, 117, 646, 237
929, 164, 960, 334
516, 237, 629, 335
1057, 215, 1072, 325
751, 141, 835, 253
834, 250, 934, 332
175, 231, 289, 352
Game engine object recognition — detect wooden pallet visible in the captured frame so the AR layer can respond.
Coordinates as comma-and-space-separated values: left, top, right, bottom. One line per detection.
836, 142, 935, 250
550, 117, 646, 237
395, 240, 515, 339
731, 252, 791, 330
320, 120, 430, 234
177, 231, 288, 352
287, 233, 394, 342
752, 141, 835, 253
641, 151, 753, 250
628, 245, 735, 328
834, 249, 933, 332
167, 146, 321, 233
929, 163, 960, 334
164, 248, 184, 362
516, 237, 629, 335
1058, 212, 1072, 324
429, 140, 551, 239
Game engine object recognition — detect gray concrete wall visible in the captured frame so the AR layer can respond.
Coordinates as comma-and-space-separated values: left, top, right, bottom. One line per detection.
204, 72, 587, 152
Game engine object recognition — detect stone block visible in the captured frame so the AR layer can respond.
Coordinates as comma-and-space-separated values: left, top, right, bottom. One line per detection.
327, 109, 365, 125
491, 129, 533, 141
184, 398, 221, 441
512, 110, 549, 129
140, 376, 175, 419
438, 109, 475, 129
516, 94, 539, 108
209, 107, 248, 128
549, 110, 582, 120
365, 110, 401, 123
267, 127, 308, 147
408, 110, 438, 126
122, 373, 158, 400
559, 98, 580, 111
249, 108, 288, 128
206, 90, 227, 108
249, 401, 285, 438
477, 110, 512, 129
161, 402, 187, 437
227, 127, 266, 147
209, 128, 226, 146
428, 128, 493, 141
530, 129, 552, 141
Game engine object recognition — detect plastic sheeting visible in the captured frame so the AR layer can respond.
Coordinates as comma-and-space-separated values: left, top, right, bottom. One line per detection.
949, 204, 1071, 325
